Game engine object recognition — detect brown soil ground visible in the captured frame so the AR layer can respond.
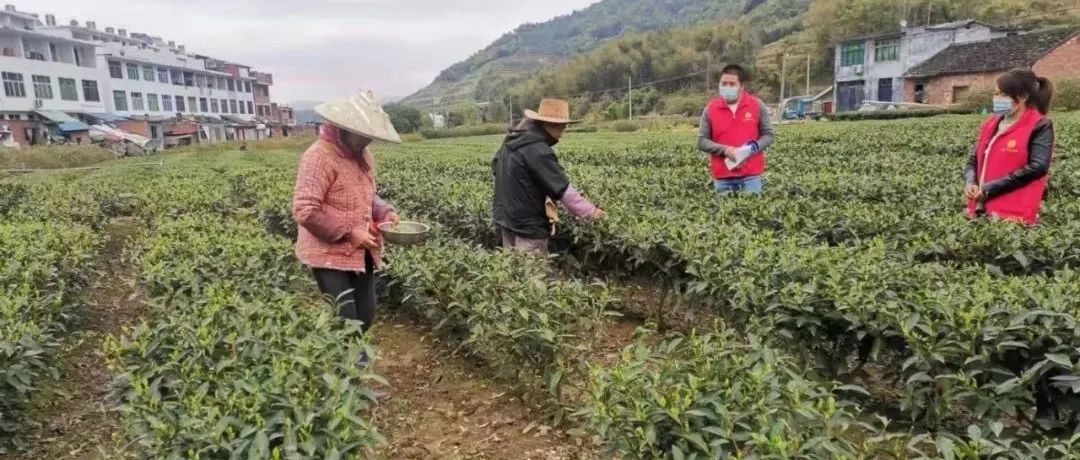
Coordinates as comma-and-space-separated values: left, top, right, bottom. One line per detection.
3, 218, 144, 460
370, 315, 603, 460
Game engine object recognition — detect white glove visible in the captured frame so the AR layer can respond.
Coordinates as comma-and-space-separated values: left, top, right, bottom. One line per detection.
726, 145, 755, 170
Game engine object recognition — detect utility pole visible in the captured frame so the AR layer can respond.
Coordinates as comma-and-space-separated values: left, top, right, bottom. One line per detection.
705, 54, 712, 93
628, 75, 633, 121
806, 54, 811, 96
779, 53, 788, 106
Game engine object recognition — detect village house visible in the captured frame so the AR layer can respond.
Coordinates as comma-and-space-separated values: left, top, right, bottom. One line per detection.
0, 6, 101, 145
0, 3, 294, 149
834, 20, 1016, 111
903, 27, 1080, 105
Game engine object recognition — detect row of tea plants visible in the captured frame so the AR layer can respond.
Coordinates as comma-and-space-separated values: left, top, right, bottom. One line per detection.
105, 208, 384, 458
0, 219, 98, 449
361, 115, 1080, 447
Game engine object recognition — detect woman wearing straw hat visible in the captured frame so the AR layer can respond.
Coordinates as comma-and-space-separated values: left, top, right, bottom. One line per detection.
492, 98, 606, 256
292, 91, 402, 366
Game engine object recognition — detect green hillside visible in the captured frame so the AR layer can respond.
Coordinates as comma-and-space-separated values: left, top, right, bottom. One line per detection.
399, 0, 749, 108
401, 0, 1080, 124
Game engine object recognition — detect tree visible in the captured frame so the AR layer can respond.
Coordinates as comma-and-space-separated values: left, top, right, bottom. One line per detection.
383, 103, 424, 133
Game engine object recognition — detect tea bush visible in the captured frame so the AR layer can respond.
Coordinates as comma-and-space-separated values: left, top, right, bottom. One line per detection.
107, 213, 383, 458
385, 237, 615, 399
582, 322, 883, 459
1055, 79, 1080, 112
0, 221, 97, 447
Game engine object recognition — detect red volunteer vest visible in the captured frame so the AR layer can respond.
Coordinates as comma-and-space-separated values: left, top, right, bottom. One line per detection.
966, 109, 1050, 225
707, 93, 765, 179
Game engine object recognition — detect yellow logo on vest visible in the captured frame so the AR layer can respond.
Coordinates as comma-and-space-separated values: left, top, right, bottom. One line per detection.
1006, 139, 1019, 152
743, 111, 753, 121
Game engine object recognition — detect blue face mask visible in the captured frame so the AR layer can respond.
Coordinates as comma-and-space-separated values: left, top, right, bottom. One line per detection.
719, 86, 741, 102
992, 96, 1014, 114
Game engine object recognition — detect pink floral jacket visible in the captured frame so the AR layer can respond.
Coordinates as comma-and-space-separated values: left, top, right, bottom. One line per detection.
292, 138, 393, 272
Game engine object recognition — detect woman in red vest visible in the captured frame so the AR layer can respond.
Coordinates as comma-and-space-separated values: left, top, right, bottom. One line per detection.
964, 69, 1055, 225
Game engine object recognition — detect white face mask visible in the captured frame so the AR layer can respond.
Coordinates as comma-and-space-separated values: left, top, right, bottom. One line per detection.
719, 86, 741, 102
992, 96, 1015, 114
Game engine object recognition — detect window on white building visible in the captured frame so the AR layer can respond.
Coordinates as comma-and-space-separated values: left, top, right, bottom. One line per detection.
247, 101, 254, 115
127, 63, 140, 80
59, 78, 78, 101
108, 60, 123, 79
230, 100, 238, 114
131, 92, 145, 111
221, 99, 229, 113
175, 95, 186, 112
227, 79, 235, 91
32, 75, 53, 99
196, 74, 207, 88
49, 43, 58, 62
82, 80, 100, 102
210, 99, 219, 113
158, 67, 170, 84
2, 72, 26, 98
148, 93, 160, 112
841, 43, 864, 67
114, 91, 128, 111
171, 69, 183, 86
244, 81, 251, 93
143, 65, 155, 81
188, 96, 197, 112
874, 39, 900, 62
199, 98, 208, 112
162, 94, 173, 112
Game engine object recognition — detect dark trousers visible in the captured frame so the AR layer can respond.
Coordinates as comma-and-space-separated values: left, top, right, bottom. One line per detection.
311, 254, 376, 333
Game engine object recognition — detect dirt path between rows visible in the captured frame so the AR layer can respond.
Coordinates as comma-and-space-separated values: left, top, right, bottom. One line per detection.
3, 218, 144, 460
370, 314, 599, 460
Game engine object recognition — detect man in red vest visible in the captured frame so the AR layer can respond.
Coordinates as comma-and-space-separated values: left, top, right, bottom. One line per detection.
697, 64, 775, 194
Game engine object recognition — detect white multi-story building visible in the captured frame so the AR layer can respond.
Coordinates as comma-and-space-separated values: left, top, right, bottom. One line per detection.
40, 23, 258, 120
0, 6, 104, 144
0, 3, 279, 148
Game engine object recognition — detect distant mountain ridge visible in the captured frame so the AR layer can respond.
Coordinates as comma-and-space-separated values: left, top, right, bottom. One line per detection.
399, 0, 746, 108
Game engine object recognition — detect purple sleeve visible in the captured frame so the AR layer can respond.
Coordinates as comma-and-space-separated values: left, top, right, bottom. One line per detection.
373, 196, 395, 221
561, 185, 598, 219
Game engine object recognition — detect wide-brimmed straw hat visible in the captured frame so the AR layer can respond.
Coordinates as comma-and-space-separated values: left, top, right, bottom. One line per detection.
315, 91, 402, 144
524, 99, 581, 125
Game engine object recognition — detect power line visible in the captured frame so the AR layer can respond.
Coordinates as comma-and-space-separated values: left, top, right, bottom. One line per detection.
547, 70, 708, 100
402, 69, 710, 112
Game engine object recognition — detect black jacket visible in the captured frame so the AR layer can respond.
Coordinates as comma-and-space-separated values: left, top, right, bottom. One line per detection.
492, 127, 571, 239
964, 117, 1054, 200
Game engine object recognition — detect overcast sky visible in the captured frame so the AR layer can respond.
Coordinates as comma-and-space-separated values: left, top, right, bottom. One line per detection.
32, 0, 599, 104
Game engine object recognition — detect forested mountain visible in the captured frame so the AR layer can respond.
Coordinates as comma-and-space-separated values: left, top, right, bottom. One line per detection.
508, 0, 1080, 119
402, 0, 1080, 124
398, 0, 748, 108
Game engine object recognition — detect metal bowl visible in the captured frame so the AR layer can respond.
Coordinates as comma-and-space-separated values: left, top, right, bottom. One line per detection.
378, 221, 430, 246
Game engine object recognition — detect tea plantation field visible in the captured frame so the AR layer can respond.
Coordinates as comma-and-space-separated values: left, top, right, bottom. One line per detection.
3, 113, 1080, 458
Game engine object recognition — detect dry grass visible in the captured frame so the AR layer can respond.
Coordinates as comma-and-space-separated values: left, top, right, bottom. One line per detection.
166, 135, 317, 156
0, 145, 114, 170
